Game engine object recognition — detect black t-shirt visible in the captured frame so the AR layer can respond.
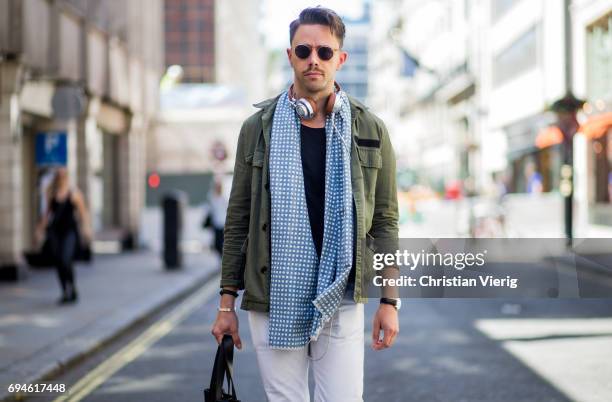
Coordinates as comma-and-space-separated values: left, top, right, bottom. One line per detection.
300, 125, 356, 285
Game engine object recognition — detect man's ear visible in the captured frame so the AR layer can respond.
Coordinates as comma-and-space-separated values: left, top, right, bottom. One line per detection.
286, 48, 293, 66
337, 51, 348, 70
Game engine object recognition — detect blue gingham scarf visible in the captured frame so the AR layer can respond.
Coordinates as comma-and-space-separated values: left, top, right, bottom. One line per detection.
268, 90, 353, 349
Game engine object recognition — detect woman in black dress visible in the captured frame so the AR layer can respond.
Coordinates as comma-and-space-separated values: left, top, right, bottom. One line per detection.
36, 168, 92, 304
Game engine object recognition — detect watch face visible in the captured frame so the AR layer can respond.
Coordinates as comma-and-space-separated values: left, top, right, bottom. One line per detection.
396, 298, 402, 310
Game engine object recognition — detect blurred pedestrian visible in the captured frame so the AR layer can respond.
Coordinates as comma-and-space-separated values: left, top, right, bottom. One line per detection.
525, 160, 543, 194
35, 168, 92, 304
494, 171, 509, 201
208, 179, 228, 256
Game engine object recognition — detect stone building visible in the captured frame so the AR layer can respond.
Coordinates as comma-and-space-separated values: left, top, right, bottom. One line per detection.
0, 0, 164, 279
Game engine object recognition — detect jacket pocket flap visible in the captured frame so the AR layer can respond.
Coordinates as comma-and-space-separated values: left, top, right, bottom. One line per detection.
245, 150, 265, 167
358, 147, 382, 169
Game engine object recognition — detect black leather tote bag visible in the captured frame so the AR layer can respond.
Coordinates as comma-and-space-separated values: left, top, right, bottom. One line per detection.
204, 335, 239, 402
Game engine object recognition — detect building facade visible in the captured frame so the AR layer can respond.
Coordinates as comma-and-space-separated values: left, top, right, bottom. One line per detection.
215, 0, 266, 104
141, 0, 266, 251
0, 0, 164, 279
148, 0, 266, 206
485, 0, 567, 194
164, 0, 215, 83
369, 0, 606, 198
572, 0, 612, 230
373, 0, 477, 193
335, 4, 371, 104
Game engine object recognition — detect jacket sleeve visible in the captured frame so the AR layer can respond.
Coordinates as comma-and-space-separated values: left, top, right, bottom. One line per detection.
369, 122, 399, 241
220, 121, 252, 289
369, 122, 400, 298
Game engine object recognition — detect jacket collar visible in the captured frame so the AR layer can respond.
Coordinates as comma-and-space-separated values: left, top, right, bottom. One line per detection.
253, 92, 366, 144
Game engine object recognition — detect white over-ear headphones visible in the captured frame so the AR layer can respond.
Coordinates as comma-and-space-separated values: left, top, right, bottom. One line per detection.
288, 82, 342, 120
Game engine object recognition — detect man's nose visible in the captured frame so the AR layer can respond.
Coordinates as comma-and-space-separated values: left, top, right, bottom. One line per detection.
307, 50, 320, 66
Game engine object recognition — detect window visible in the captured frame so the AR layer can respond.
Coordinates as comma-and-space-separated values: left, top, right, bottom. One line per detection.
586, 13, 612, 102
491, 0, 519, 22
492, 25, 538, 87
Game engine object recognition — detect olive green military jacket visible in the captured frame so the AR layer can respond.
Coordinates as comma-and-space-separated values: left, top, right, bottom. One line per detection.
220, 94, 399, 312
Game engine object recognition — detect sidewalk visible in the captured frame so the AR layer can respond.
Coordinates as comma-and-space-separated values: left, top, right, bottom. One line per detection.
400, 195, 612, 239
0, 250, 219, 401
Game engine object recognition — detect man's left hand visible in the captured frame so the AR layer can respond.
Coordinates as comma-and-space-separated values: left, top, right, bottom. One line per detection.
371, 303, 399, 350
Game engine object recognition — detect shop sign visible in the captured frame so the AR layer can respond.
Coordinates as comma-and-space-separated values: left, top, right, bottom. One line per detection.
35, 132, 67, 166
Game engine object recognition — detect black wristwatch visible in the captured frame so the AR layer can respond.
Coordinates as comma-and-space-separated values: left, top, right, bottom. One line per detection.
219, 289, 239, 298
380, 297, 401, 311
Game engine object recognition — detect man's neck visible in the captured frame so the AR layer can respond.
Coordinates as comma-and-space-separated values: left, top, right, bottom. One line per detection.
301, 118, 325, 129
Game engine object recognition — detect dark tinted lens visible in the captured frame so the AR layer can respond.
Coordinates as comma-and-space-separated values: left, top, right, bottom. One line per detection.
317, 46, 334, 61
294, 45, 311, 59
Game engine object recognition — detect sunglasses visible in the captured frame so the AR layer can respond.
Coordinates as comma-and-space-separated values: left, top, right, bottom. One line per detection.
294, 44, 338, 61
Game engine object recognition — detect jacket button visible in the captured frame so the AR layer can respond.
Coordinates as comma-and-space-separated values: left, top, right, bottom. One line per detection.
262, 223, 267, 231
260, 266, 267, 273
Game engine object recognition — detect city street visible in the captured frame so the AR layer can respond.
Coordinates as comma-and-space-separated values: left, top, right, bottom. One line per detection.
2, 0, 612, 401
2, 200, 610, 402
13, 275, 612, 402
0, 250, 219, 402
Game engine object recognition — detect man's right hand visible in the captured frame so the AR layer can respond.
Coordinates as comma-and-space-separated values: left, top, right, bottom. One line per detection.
211, 311, 242, 350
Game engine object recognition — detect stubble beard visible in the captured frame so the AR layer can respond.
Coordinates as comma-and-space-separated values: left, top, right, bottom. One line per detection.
296, 72, 333, 99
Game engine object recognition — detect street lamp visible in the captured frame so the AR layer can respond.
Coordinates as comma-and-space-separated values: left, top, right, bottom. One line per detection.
550, 93, 585, 245
552, 0, 586, 246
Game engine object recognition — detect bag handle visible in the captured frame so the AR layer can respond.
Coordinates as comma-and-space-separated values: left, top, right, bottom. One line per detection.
221, 335, 237, 399
208, 335, 238, 400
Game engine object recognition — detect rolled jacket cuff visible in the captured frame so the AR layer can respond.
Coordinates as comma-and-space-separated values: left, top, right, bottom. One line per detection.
221, 252, 246, 289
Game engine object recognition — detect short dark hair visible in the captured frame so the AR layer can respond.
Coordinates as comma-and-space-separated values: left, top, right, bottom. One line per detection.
289, 7, 346, 48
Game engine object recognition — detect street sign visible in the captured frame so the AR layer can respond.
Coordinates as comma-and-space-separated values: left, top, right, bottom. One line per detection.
51, 85, 85, 120
35, 132, 67, 166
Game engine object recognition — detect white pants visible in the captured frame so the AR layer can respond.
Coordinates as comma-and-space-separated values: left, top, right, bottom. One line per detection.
248, 291, 365, 402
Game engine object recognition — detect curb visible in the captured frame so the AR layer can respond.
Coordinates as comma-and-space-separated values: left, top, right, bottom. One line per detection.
552, 254, 612, 278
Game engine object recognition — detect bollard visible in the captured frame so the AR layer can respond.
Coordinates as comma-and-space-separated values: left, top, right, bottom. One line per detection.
162, 190, 187, 268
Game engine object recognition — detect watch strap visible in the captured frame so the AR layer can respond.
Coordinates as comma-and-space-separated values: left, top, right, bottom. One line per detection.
380, 297, 398, 307
220, 289, 239, 298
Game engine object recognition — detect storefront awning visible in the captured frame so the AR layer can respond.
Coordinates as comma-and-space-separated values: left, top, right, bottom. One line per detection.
578, 112, 612, 140
535, 126, 564, 149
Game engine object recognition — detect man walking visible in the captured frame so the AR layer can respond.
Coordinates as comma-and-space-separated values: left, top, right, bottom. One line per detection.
211, 7, 400, 401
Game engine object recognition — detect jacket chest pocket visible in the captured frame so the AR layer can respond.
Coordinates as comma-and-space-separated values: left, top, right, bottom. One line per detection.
245, 149, 265, 195
245, 150, 265, 167
357, 146, 382, 202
